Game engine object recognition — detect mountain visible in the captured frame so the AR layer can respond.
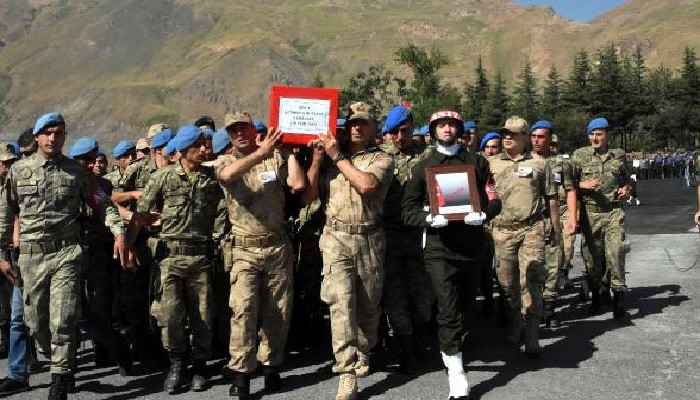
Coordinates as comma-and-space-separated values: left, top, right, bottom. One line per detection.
0, 0, 698, 149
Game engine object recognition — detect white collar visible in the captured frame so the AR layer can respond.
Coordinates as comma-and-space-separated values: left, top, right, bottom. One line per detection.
436, 143, 460, 156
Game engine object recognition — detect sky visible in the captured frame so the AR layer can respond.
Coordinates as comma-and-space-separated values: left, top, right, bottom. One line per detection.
515, 0, 628, 22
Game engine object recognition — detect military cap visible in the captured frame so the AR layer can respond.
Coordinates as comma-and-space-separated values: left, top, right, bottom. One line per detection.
429, 110, 464, 136
146, 123, 170, 140
480, 132, 501, 151
587, 117, 609, 134
419, 124, 429, 135
383, 105, 413, 133
68, 137, 98, 159
151, 128, 175, 149
135, 138, 150, 151
253, 119, 267, 133
172, 125, 203, 152
225, 112, 252, 128
463, 120, 477, 131
347, 102, 372, 122
200, 127, 215, 138
213, 128, 231, 155
194, 116, 216, 130
33, 112, 65, 135
500, 116, 529, 134
113, 140, 136, 159
530, 120, 553, 133
0, 142, 18, 162
337, 118, 346, 128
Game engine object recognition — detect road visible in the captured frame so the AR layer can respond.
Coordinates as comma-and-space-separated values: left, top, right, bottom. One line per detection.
2, 178, 699, 399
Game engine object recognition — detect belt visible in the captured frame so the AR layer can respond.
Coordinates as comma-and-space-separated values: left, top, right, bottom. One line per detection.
493, 215, 544, 231
583, 202, 622, 213
164, 239, 210, 256
325, 219, 379, 235
233, 232, 283, 248
19, 238, 80, 255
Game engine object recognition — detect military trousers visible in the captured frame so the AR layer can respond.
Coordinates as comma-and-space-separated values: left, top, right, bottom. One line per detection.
543, 218, 564, 300
579, 207, 627, 292
19, 243, 83, 374
382, 228, 434, 336
157, 254, 212, 360
492, 220, 546, 318
319, 227, 385, 374
227, 237, 293, 373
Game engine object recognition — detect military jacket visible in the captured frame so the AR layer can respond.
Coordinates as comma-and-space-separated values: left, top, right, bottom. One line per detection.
489, 151, 554, 224
137, 162, 224, 241
571, 146, 633, 207
380, 141, 432, 229
320, 146, 394, 225
121, 158, 158, 192
104, 169, 123, 193
0, 153, 124, 253
217, 150, 288, 236
545, 154, 574, 207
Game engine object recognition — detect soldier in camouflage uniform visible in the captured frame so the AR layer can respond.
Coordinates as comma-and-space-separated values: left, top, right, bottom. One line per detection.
104, 141, 136, 190
217, 113, 305, 399
489, 116, 559, 356
549, 135, 578, 289
571, 118, 633, 321
136, 125, 224, 393
0, 143, 17, 360
303, 102, 394, 400
0, 113, 128, 399
379, 105, 433, 373
530, 121, 577, 328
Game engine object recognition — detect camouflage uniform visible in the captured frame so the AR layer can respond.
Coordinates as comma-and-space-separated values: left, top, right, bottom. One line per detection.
379, 141, 434, 337
217, 150, 294, 373
104, 168, 122, 191
489, 152, 553, 323
0, 153, 124, 374
137, 162, 224, 360
318, 147, 393, 374
571, 146, 632, 294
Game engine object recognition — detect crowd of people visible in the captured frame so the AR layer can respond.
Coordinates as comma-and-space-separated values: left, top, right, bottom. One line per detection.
0, 102, 676, 400
630, 151, 697, 181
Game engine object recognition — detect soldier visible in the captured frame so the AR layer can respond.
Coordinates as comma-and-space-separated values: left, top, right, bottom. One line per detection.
0, 143, 17, 359
478, 131, 502, 316
379, 105, 434, 373
530, 121, 577, 328
135, 138, 150, 161
571, 118, 633, 320
104, 141, 137, 190
460, 120, 478, 152
402, 110, 500, 400
217, 112, 305, 398
489, 116, 558, 356
0, 112, 128, 399
550, 134, 577, 289
135, 125, 224, 393
93, 151, 108, 177
303, 102, 394, 400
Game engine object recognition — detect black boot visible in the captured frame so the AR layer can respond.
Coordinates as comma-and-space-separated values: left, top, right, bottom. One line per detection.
48, 373, 69, 400
589, 287, 601, 315
600, 285, 613, 306
115, 339, 133, 377
543, 299, 560, 328
93, 343, 112, 368
191, 359, 209, 392
229, 372, 250, 399
396, 334, 417, 374
613, 291, 631, 322
163, 353, 185, 394
263, 365, 282, 392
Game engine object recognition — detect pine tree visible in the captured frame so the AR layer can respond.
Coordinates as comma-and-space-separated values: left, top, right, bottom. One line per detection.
512, 59, 539, 123
589, 44, 624, 126
541, 65, 562, 118
482, 69, 510, 129
463, 56, 490, 121
561, 50, 591, 111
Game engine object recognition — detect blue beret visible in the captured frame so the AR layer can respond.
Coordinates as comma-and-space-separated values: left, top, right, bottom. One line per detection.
113, 140, 136, 159
165, 140, 176, 156
33, 112, 65, 135
384, 106, 413, 133
151, 128, 175, 149
172, 125, 203, 152
463, 120, 477, 131
419, 125, 429, 135
253, 119, 267, 132
68, 137, 98, 159
530, 120, 552, 133
200, 127, 215, 138
337, 119, 346, 128
213, 128, 231, 155
480, 132, 501, 150
587, 117, 609, 134
9, 142, 19, 156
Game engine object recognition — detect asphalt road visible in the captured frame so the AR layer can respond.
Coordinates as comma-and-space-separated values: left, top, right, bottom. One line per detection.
2, 178, 699, 400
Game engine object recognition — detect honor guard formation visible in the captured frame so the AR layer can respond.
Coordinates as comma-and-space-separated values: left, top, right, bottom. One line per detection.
0, 106, 697, 400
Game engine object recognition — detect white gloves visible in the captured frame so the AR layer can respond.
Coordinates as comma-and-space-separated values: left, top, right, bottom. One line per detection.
426, 214, 449, 228
463, 212, 487, 226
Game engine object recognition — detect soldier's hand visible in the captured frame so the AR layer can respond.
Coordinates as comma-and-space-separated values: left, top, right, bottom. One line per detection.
257, 127, 283, 156
322, 137, 340, 160
126, 250, 140, 270
309, 137, 327, 160
113, 234, 130, 270
617, 185, 631, 201
579, 179, 600, 190
567, 218, 578, 235
0, 261, 14, 285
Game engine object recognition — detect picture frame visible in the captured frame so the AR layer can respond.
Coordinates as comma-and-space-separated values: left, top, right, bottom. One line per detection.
269, 85, 339, 145
425, 164, 481, 221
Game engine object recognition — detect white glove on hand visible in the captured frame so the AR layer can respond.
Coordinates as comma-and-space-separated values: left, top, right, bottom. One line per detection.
463, 212, 487, 226
426, 214, 449, 228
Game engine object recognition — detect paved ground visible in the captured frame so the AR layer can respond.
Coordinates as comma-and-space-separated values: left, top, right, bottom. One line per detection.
2, 178, 699, 399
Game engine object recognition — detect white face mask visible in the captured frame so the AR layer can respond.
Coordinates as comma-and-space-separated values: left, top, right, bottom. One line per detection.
436, 142, 460, 156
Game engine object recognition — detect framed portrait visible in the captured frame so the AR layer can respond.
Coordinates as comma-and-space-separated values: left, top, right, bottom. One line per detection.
425, 164, 481, 221
269, 85, 339, 145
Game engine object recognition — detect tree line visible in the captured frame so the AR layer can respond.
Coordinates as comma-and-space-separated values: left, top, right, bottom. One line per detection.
319, 44, 700, 153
